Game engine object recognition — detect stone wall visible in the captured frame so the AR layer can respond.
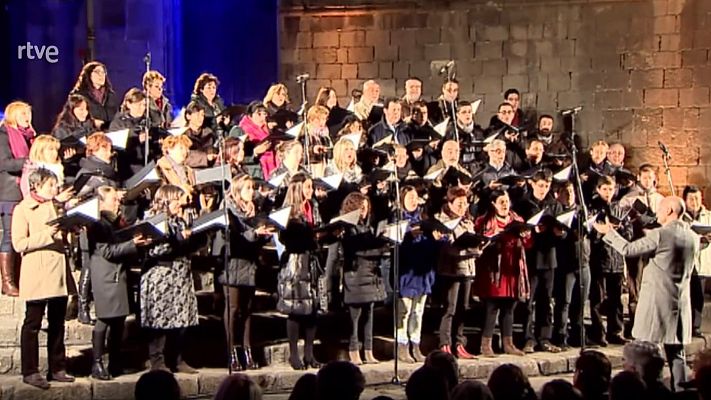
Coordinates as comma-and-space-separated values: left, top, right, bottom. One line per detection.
279, 0, 711, 196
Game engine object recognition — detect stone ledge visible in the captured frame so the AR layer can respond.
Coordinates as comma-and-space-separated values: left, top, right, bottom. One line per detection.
0, 336, 708, 399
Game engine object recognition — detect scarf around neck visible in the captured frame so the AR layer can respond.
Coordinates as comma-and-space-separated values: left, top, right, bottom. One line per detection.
5, 125, 34, 159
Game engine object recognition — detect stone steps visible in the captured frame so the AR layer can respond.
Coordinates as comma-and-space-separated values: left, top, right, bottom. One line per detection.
1, 335, 709, 400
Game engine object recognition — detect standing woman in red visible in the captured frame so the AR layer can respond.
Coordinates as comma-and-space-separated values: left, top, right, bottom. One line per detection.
0, 101, 36, 296
69, 61, 119, 130
474, 189, 531, 357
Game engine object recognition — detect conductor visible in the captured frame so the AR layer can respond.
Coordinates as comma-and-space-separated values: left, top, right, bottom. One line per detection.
593, 196, 698, 392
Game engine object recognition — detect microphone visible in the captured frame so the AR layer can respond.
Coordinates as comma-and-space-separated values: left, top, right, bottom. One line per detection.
295, 73, 310, 82
561, 106, 583, 115
143, 52, 151, 65
438, 60, 455, 75
658, 141, 670, 156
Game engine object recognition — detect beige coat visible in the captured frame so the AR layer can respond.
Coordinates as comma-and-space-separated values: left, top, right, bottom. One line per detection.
11, 197, 68, 301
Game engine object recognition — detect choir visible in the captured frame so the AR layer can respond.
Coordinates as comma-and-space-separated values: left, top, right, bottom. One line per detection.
1, 65, 709, 391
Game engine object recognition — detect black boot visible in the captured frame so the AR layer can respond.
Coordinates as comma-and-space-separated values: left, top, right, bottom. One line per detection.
78, 266, 95, 325
230, 347, 243, 372
92, 359, 111, 380
91, 330, 111, 380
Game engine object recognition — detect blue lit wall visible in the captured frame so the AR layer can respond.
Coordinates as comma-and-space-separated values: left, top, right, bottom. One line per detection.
1, 0, 279, 131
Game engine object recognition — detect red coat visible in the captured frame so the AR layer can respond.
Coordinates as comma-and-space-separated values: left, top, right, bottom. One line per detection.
473, 212, 532, 300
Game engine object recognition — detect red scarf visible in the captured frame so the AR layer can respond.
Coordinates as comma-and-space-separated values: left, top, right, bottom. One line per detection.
30, 191, 51, 204
302, 201, 314, 226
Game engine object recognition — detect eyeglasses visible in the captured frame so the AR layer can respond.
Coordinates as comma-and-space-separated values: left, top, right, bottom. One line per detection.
489, 149, 505, 154
149, 84, 163, 90
499, 110, 514, 115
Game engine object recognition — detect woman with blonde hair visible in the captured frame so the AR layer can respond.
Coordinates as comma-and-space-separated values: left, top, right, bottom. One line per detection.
0, 101, 36, 296
302, 105, 332, 178
263, 83, 296, 131
325, 137, 362, 184
142, 70, 173, 129
20, 135, 65, 198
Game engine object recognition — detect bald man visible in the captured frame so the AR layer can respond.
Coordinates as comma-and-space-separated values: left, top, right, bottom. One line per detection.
593, 196, 699, 392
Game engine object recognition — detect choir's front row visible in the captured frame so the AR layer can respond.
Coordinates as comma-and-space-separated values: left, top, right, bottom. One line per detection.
9, 154, 710, 391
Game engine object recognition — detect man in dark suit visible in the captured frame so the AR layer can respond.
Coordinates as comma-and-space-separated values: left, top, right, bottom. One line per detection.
594, 196, 699, 392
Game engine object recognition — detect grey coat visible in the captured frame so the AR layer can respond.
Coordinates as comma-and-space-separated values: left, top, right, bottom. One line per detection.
88, 213, 138, 319
603, 219, 698, 345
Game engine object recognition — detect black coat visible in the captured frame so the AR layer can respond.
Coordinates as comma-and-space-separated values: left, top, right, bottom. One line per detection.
277, 218, 323, 316
367, 119, 409, 146
340, 223, 387, 305
109, 111, 147, 179
189, 93, 225, 131
76, 156, 121, 189
87, 212, 138, 318
0, 125, 29, 202
587, 197, 633, 274
213, 205, 270, 287
72, 88, 119, 130
514, 192, 564, 270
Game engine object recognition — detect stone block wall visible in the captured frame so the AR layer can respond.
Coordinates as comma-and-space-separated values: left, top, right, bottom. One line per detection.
279, 0, 711, 196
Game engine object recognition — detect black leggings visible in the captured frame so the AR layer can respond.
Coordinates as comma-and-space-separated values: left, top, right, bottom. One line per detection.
482, 298, 516, 337
286, 315, 317, 363
222, 286, 255, 349
93, 316, 126, 365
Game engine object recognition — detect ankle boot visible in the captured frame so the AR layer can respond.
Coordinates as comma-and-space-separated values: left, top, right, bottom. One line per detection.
0, 252, 18, 297
397, 343, 415, 363
77, 267, 94, 325
230, 347, 243, 371
411, 342, 426, 362
503, 336, 525, 356
348, 350, 363, 365
91, 358, 111, 380
243, 347, 258, 370
363, 350, 380, 364
480, 336, 496, 357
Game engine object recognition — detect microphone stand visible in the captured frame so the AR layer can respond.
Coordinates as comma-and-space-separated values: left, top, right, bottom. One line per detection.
442, 64, 458, 142
660, 149, 675, 196
217, 132, 234, 374
297, 76, 310, 175
143, 52, 151, 166
566, 109, 589, 352
388, 167, 403, 385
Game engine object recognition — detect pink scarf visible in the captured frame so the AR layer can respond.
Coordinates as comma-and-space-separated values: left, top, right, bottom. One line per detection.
239, 116, 277, 179
5, 125, 34, 159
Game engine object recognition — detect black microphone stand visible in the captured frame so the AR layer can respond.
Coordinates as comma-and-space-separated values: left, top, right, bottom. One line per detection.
442, 63, 458, 142
296, 75, 310, 174
217, 132, 235, 374
143, 52, 151, 166
660, 146, 675, 196
387, 166, 403, 385
566, 109, 589, 352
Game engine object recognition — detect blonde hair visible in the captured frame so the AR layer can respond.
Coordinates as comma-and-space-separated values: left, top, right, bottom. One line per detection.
263, 83, 289, 106
590, 140, 609, 150
29, 135, 60, 164
161, 135, 193, 155
142, 70, 166, 89
306, 105, 329, 123
2, 101, 32, 128
333, 138, 356, 172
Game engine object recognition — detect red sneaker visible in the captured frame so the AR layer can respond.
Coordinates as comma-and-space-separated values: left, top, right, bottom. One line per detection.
440, 344, 452, 354
455, 344, 477, 359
